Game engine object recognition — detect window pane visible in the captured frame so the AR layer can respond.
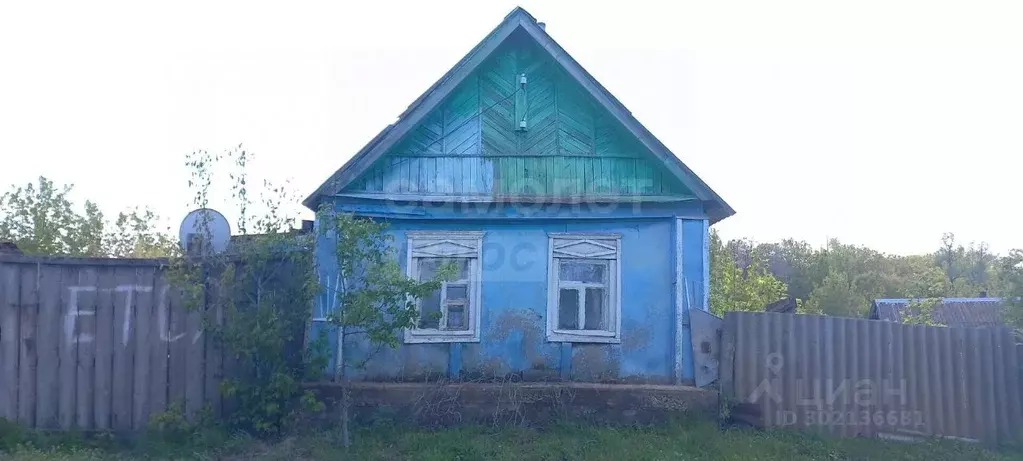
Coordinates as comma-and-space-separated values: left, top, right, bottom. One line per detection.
452, 259, 469, 279
559, 261, 606, 283
584, 287, 605, 330
417, 259, 443, 280
418, 288, 441, 329
446, 284, 468, 301
418, 258, 469, 281
446, 305, 467, 330
558, 288, 579, 330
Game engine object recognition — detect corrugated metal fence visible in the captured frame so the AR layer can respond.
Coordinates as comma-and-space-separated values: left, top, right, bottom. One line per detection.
721, 312, 1023, 443
0, 256, 224, 431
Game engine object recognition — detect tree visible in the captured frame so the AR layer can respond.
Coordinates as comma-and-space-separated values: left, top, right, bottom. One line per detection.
317, 208, 452, 447
0, 176, 176, 257
171, 145, 448, 444
168, 146, 325, 437
0, 176, 99, 255
902, 298, 944, 326
707, 231, 1018, 320
801, 271, 869, 316
709, 230, 787, 316
935, 232, 997, 296
1000, 249, 1023, 333
754, 239, 824, 302
104, 208, 179, 258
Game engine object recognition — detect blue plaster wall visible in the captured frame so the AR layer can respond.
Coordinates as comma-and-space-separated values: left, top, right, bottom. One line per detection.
675, 218, 709, 382
681, 219, 709, 311
311, 210, 710, 384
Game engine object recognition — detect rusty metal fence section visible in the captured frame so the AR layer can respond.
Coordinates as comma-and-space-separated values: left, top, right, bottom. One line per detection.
0, 256, 224, 431
720, 312, 1023, 443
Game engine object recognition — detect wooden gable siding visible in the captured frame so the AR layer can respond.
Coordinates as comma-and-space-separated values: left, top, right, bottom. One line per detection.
345, 31, 692, 200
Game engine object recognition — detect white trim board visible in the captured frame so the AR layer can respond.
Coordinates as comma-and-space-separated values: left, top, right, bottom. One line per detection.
403, 230, 485, 343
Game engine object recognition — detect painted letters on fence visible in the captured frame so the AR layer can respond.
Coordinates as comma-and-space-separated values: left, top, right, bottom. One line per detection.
0, 257, 221, 431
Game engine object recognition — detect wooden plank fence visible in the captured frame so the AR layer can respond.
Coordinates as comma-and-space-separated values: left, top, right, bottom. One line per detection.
0, 256, 224, 431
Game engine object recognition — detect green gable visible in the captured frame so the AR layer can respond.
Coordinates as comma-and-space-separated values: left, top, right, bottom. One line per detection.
344, 30, 693, 201
306, 7, 733, 222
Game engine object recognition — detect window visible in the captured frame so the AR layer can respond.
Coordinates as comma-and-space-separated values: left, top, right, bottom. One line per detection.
415, 258, 470, 330
405, 231, 484, 343
547, 233, 621, 343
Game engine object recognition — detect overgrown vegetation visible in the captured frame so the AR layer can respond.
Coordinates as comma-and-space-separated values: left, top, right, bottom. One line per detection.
166, 146, 327, 437
709, 231, 788, 316
901, 298, 944, 326
316, 207, 454, 446
0, 148, 461, 446
165, 146, 449, 442
712, 230, 1023, 325
1002, 250, 1023, 340
317, 211, 452, 361
2, 419, 1019, 460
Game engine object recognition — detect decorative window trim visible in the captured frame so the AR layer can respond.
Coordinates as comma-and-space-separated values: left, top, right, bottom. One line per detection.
404, 230, 484, 343
546, 232, 622, 343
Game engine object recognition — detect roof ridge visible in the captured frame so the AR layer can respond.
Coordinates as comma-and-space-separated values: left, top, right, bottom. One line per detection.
505, 6, 536, 23
875, 297, 1004, 303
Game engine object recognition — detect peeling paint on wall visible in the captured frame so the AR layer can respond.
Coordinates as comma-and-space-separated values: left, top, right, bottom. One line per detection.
621, 324, 650, 350
316, 218, 701, 384
490, 309, 547, 368
571, 344, 621, 382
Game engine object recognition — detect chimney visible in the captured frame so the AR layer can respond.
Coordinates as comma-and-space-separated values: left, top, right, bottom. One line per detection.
537, 22, 546, 30
979, 290, 988, 298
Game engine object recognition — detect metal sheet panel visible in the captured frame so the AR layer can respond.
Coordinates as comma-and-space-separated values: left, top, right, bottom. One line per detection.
722, 311, 1023, 444
689, 309, 721, 388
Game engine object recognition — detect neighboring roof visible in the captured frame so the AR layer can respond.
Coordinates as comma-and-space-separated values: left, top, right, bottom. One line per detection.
765, 297, 797, 314
870, 298, 1005, 328
0, 241, 22, 255
303, 7, 734, 223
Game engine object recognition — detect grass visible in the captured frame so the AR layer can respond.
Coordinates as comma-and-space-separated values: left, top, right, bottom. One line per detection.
2, 420, 1021, 461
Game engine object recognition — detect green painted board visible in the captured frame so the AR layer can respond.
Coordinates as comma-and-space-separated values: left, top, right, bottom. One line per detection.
343, 30, 692, 200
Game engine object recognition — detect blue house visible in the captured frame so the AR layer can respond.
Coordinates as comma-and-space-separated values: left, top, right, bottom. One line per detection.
303, 7, 733, 385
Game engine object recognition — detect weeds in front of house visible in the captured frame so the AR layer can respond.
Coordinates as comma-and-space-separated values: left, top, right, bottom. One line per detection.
3, 417, 1019, 461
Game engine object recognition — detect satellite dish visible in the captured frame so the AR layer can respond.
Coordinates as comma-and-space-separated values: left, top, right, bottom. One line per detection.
178, 208, 231, 256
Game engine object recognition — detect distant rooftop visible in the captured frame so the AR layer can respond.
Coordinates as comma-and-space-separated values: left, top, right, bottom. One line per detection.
0, 241, 22, 255
870, 297, 1005, 328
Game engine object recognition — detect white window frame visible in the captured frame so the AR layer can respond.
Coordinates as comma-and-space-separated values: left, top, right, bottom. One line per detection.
546, 232, 622, 343
404, 230, 484, 343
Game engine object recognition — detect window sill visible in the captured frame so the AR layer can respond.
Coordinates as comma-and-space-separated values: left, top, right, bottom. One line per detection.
546, 331, 621, 344
404, 330, 480, 344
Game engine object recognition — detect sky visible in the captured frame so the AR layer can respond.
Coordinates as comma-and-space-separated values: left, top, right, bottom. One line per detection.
1, 0, 1021, 255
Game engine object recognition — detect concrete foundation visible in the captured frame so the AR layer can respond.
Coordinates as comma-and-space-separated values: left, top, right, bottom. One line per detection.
307, 381, 718, 427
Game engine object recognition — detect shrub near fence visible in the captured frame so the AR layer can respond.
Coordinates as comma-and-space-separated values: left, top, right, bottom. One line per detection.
0, 255, 224, 431
720, 311, 1023, 444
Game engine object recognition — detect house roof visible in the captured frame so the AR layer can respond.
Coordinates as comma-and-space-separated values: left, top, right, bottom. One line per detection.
765, 297, 797, 314
870, 298, 1005, 328
0, 241, 22, 255
303, 7, 734, 223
